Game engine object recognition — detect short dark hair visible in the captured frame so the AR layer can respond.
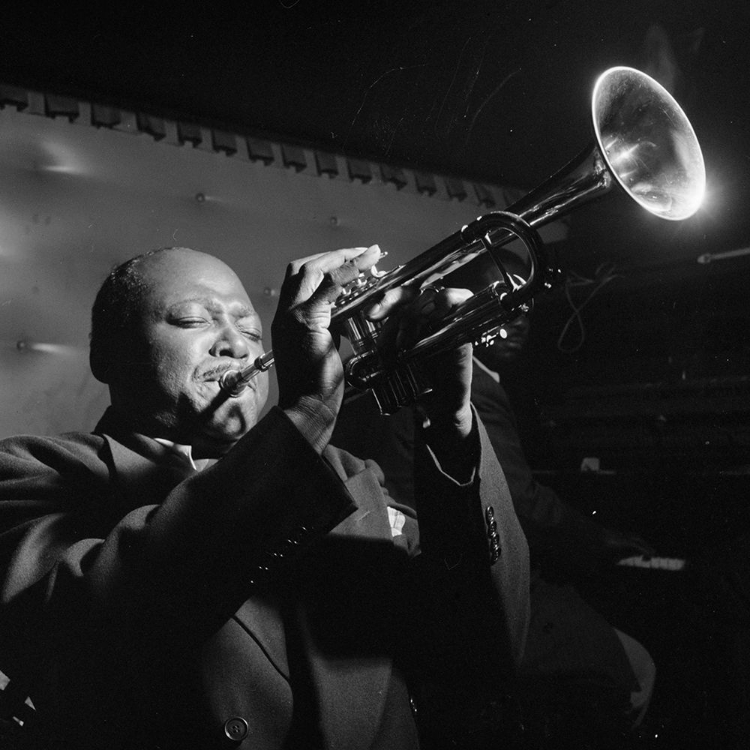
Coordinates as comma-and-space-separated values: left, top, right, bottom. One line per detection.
89, 247, 185, 383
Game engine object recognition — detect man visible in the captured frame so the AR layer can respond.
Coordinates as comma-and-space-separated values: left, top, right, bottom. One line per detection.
0, 246, 529, 750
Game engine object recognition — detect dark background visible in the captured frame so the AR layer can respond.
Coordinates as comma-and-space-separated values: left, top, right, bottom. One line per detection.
2, 0, 747, 263
3, 3, 750, 743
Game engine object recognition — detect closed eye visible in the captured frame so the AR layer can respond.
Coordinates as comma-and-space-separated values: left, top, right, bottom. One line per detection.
238, 328, 262, 342
174, 317, 208, 328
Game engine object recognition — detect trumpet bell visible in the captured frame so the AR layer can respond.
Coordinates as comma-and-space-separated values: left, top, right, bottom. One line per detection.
592, 66, 705, 221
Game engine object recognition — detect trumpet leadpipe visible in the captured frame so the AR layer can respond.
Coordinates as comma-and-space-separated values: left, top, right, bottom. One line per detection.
220, 351, 275, 396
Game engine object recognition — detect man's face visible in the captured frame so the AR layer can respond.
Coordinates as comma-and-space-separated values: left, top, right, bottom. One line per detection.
112, 249, 269, 456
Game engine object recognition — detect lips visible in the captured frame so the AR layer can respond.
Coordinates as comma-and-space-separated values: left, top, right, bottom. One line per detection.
201, 364, 236, 382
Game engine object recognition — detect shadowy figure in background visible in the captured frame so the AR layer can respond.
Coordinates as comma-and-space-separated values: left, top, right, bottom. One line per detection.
469, 316, 657, 728
333, 254, 658, 746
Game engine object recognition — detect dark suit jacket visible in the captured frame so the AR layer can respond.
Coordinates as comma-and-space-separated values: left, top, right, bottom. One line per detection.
0, 405, 529, 750
334, 366, 637, 696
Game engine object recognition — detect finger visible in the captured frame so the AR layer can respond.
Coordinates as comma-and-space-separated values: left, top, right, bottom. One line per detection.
285, 246, 382, 305
350, 244, 383, 272
291, 245, 382, 277
393, 286, 451, 349
310, 246, 384, 306
432, 287, 473, 315
287, 246, 370, 276
287, 248, 368, 297
409, 286, 472, 328
326, 245, 383, 287
362, 283, 420, 320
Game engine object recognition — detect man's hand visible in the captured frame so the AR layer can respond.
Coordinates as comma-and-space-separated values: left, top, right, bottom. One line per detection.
365, 284, 476, 478
365, 284, 474, 434
273, 245, 382, 453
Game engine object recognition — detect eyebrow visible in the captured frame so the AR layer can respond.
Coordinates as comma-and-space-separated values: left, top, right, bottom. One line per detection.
166, 297, 257, 318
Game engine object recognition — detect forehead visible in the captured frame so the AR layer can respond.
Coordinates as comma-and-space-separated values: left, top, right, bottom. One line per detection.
137, 250, 255, 313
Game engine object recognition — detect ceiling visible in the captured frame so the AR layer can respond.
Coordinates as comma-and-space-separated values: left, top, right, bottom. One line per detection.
3, 0, 749, 271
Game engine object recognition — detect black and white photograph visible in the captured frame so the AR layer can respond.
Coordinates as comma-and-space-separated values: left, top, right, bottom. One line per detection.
1, 2, 749, 748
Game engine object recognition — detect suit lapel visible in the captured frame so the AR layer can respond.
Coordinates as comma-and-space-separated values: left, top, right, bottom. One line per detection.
231, 467, 398, 750
336, 469, 393, 539
100, 431, 193, 511
233, 594, 290, 678
299, 467, 397, 750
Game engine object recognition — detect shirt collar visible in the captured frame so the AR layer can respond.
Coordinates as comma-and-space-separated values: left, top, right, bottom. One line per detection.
153, 437, 215, 471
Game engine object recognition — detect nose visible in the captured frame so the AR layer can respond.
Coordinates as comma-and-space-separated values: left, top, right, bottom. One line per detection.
210, 322, 251, 360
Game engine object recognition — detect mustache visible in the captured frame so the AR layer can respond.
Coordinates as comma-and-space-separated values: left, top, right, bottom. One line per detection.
200, 363, 237, 382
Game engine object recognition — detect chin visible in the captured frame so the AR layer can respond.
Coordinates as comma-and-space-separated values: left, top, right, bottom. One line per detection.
176, 388, 263, 452
204, 405, 257, 443
191, 421, 248, 458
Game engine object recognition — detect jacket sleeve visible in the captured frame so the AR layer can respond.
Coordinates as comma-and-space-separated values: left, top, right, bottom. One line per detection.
470, 369, 614, 575
0, 408, 356, 668
410, 410, 530, 677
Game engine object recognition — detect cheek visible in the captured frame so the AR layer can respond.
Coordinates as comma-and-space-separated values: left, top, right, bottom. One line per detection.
256, 371, 270, 405
149, 341, 199, 396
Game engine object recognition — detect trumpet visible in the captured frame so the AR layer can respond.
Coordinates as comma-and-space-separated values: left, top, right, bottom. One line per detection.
221, 66, 706, 414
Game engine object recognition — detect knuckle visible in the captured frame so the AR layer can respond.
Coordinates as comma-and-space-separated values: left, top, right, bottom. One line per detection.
287, 259, 304, 276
